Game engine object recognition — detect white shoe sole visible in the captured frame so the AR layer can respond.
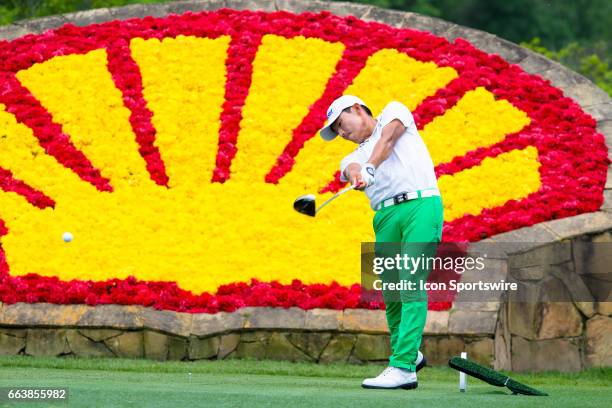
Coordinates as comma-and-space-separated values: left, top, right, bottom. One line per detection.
416, 354, 427, 372
361, 381, 418, 390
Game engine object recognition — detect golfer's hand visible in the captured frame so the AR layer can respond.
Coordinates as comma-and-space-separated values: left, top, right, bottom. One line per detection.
359, 163, 376, 188
348, 167, 367, 190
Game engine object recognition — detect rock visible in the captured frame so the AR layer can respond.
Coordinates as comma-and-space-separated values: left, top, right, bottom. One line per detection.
277, 0, 343, 15
573, 235, 612, 271
107, 3, 169, 20
423, 311, 449, 334
234, 339, 266, 360
455, 258, 508, 302
588, 103, 612, 125
245, 307, 306, 330
325, 0, 374, 20
509, 273, 583, 339
585, 315, 612, 367
549, 262, 596, 316
585, 102, 612, 122
168, 336, 188, 361
287, 332, 332, 360
540, 64, 589, 89
465, 338, 494, 366
539, 273, 574, 303
0, 25, 32, 41
217, 334, 240, 359
541, 212, 612, 241
20, 15, 69, 34
494, 319, 511, 371
509, 246, 576, 281
564, 83, 611, 107
1, 303, 89, 326
361, 6, 405, 27
592, 231, 612, 243
0, 332, 26, 355
511, 336, 581, 372
240, 331, 270, 343
508, 298, 538, 339
188, 336, 219, 360
165, 0, 226, 14
509, 241, 572, 270
606, 166, 612, 191
65, 8, 113, 27
352, 334, 391, 361
223, 0, 277, 13
78, 329, 122, 342
487, 225, 558, 247
66, 330, 114, 358
572, 238, 612, 303
537, 303, 583, 339
79, 305, 143, 329
25, 329, 70, 357
232, 331, 271, 359
420, 336, 464, 366
509, 300, 582, 340
342, 309, 388, 333
0, 328, 26, 338
574, 302, 596, 318
511, 265, 546, 281
581, 274, 612, 305
596, 302, 612, 316
265, 333, 312, 362
400, 12, 455, 35
319, 334, 356, 363
104, 331, 144, 358
448, 311, 497, 334
519, 52, 557, 75
191, 311, 244, 337
601, 189, 612, 211
140, 308, 192, 337
451, 302, 500, 312
304, 309, 342, 330
144, 331, 169, 361
436, 336, 466, 361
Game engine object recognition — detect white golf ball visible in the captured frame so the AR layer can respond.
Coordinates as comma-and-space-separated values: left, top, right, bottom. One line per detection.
63, 232, 73, 243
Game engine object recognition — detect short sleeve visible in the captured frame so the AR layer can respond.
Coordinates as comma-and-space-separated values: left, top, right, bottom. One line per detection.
379, 101, 414, 129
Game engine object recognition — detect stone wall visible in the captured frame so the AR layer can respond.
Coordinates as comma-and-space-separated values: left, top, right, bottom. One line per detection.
0, 0, 610, 372
0, 327, 494, 365
0, 305, 493, 365
493, 230, 612, 372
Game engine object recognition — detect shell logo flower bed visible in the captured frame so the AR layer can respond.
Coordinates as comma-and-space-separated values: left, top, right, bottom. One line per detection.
0, 10, 608, 313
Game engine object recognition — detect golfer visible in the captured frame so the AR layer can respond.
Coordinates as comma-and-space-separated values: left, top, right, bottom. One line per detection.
320, 95, 443, 390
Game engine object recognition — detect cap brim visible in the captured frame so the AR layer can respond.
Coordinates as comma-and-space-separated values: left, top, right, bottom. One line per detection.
320, 125, 338, 141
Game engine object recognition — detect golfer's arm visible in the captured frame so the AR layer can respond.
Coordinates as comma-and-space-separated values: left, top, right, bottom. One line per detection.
343, 163, 362, 181
366, 119, 406, 168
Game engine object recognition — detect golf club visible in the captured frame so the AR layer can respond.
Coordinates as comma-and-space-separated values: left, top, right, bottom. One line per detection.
293, 184, 356, 217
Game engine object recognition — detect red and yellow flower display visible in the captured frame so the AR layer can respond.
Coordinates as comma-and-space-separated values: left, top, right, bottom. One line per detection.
0, 9, 608, 313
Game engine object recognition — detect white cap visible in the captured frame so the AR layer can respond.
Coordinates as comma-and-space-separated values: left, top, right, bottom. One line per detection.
319, 95, 368, 141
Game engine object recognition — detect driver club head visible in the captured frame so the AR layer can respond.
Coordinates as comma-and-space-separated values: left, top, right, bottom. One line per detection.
293, 194, 316, 217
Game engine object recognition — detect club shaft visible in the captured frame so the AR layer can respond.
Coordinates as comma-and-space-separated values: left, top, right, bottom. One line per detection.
315, 185, 356, 214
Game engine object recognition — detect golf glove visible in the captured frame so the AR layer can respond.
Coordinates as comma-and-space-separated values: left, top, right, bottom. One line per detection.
360, 163, 376, 187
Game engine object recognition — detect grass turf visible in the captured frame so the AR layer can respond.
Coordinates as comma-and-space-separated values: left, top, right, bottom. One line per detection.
0, 356, 610, 408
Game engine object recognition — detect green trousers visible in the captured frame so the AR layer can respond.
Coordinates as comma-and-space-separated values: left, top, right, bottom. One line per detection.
373, 195, 443, 371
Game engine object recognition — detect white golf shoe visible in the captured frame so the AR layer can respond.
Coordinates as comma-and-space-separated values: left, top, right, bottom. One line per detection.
361, 366, 417, 389
361, 351, 426, 390
415, 350, 427, 371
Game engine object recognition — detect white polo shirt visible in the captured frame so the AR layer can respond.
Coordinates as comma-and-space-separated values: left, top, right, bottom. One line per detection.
339, 101, 439, 210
